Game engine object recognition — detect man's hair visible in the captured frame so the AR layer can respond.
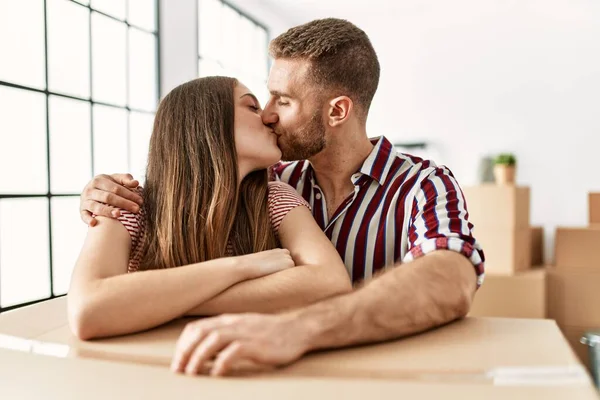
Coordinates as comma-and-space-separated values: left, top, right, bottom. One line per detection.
269, 18, 380, 119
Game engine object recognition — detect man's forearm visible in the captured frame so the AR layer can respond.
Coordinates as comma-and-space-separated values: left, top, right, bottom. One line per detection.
293, 250, 477, 351
186, 265, 351, 315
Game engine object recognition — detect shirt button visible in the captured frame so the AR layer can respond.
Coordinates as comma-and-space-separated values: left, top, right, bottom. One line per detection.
315, 193, 322, 200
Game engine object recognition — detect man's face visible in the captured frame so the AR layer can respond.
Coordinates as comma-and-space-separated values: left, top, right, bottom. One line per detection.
262, 59, 326, 161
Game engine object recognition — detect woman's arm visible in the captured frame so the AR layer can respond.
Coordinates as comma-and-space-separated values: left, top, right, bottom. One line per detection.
67, 217, 291, 340
186, 205, 352, 315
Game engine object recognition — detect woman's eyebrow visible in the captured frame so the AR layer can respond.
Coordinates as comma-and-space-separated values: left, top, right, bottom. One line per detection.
240, 93, 259, 103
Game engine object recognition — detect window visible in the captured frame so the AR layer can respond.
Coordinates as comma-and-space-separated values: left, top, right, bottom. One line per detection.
0, 0, 159, 312
198, 0, 269, 104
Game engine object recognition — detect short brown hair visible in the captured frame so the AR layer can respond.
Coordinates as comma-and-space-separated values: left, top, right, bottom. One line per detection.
269, 18, 380, 118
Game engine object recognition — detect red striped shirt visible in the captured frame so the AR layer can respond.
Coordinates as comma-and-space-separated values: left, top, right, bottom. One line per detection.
273, 136, 485, 285
116, 181, 309, 272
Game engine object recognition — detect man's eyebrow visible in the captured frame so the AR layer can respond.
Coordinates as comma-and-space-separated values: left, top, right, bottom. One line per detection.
269, 90, 292, 98
240, 93, 259, 103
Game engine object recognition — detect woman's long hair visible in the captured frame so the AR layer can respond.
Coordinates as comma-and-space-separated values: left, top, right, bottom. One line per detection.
138, 77, 277, 270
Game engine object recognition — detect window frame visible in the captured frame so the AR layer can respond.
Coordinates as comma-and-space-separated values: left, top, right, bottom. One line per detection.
197, 0, 270, 89
0, 0, 161, 313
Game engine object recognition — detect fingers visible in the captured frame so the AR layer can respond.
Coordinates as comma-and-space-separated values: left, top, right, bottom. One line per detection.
171, 324, 210, 373
80, 210, 94, 226
184, 332, 230, 376
211, 341, 247, 376
95, 176, 143, 205
85, 185, 141, 214
81, 200, 120, 219
110, 173, 139, 189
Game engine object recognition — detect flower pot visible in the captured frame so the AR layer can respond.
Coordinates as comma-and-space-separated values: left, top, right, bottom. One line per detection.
493, 165, 515, 185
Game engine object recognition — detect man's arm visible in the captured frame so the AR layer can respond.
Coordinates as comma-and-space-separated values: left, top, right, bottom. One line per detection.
296, 250, 476, 350
169, 250, 476, 376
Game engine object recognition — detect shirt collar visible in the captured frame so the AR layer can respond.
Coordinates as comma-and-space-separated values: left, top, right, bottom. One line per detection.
303, 136, 398, 187
357, 136, 397, 186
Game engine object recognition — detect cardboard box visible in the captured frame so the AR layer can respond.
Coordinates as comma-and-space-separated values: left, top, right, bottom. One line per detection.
469, 269, 546, 319
531, 226, 544, 266
473, 227, 531, 274
0, 348, 596, 400
555, 227, 600, 270
463, 185, 530, 229
547, 269, 600, 327
0, 298, 587, 383
589, 193, 600, 225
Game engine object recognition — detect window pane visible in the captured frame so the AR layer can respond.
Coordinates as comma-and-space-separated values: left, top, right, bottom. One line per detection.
0, 0, 45, 89
49, 96, 92, 194
198, 0, 222, 60
0, 86, 47, 194
47, 0, 90, 98
221, 6, 241, 72
129, 112, 154, 184
198, 58, 225, 77
0, 198, 51, 308
128, 28, 157, 111
92, 105, 128, 175
92, 13, 127, 106
90, 0, 126, 20
128, 0, 156, 31
239, 17, 255, 76
51, 197, 87, 296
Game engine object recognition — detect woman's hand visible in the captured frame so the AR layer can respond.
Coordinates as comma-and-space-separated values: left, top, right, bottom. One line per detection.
238, 248, 296, 279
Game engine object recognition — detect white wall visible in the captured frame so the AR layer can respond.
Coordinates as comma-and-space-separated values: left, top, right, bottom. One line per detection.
160, 0, 600, 262
159, 0, 198, 96
365, 1, 600, 263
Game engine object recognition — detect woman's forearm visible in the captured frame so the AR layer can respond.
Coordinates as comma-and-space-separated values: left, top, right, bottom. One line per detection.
68, 257, 248, 340
186, 264, 352, 316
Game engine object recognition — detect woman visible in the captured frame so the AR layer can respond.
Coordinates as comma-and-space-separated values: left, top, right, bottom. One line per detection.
68, 77, 351, 340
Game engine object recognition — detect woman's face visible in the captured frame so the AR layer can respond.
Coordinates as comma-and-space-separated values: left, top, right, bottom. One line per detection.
234, 83, 282, 176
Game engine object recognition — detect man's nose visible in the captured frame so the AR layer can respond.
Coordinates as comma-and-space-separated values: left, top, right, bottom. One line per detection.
261, 102, 279, 126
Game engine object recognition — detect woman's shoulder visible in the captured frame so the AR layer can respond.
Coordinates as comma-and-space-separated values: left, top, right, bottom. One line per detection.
267, 181, 308, 206
267, 182, 311, 236
116, 187, 146, 244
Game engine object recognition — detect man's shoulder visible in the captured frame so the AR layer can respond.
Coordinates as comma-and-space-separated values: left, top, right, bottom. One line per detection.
388, 150, 444, 183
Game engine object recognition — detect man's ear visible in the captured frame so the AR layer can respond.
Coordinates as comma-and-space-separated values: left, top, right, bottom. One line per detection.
327, 96, 353, 127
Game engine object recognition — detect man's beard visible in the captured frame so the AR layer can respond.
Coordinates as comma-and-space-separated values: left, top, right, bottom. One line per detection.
276, 111, 326, 161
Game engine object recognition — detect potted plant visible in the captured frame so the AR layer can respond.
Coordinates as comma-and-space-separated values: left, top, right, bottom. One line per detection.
493, 153, 516, 185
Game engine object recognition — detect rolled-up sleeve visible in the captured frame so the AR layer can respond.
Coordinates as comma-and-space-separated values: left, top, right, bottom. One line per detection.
402, 166, 485, 287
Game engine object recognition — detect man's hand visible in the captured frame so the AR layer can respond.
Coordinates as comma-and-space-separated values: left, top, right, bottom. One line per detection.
80, 173, 143, 226
170, 313, 311, 376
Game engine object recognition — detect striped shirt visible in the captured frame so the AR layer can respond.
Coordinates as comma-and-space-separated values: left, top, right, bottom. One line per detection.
116, 181, 309, 272
272, 136, 485, 286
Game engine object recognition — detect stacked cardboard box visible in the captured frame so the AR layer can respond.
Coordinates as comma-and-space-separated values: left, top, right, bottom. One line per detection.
548, 193, 600, 373
589, 193, 600, 226
463, 185, 546, 319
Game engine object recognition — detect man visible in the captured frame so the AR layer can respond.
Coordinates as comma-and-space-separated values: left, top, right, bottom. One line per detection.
80, 18, 484, 376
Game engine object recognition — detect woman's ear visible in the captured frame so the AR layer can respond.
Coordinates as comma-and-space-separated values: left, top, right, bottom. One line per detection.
327, 96, 353, 127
